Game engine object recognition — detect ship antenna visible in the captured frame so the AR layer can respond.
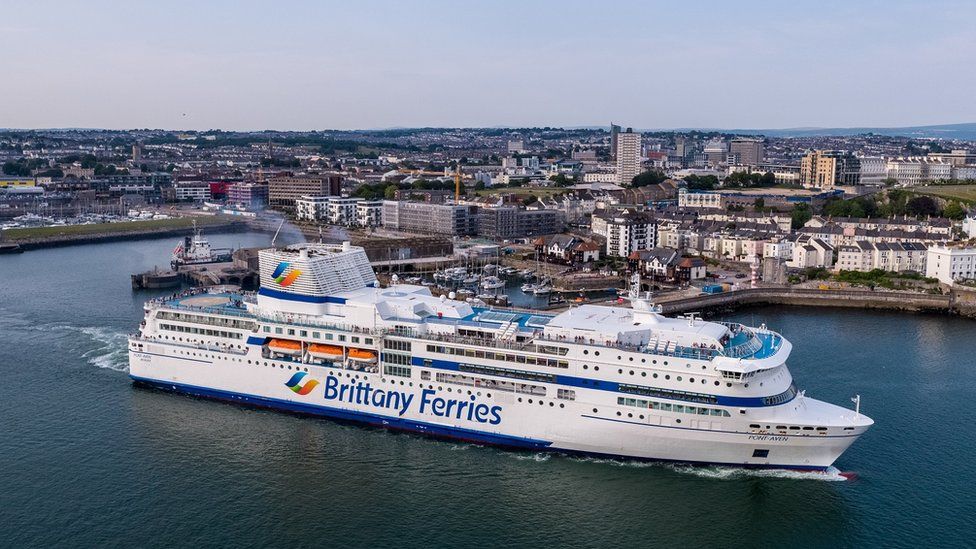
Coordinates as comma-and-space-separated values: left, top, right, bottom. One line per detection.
271, 218, 285, 247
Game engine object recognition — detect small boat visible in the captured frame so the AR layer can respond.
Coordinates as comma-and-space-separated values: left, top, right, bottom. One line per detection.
347, 348, 377, 363
457, 288, 475, 296
268, 339, 302, 356
481, 276, 505, 290
533, 285, 552, 296
307, 344, 344, 360
521, 283, 537, 293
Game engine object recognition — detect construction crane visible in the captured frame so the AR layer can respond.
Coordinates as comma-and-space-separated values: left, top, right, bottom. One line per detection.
454, 163, 462, 204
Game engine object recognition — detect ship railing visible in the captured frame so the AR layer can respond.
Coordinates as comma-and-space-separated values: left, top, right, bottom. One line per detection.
131, 335, 249, 356
535, 332, 722, 361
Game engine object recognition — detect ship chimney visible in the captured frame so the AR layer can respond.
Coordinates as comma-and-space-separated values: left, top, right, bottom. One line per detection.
299, 248, 309, 260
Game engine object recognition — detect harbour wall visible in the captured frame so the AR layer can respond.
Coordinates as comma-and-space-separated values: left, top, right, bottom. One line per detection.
10, 221, 249, 251
656, 287, 976, 319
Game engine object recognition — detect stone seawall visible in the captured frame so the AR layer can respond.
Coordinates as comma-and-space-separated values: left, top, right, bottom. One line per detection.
657, 288, 974, 318
13, 222, 248, 251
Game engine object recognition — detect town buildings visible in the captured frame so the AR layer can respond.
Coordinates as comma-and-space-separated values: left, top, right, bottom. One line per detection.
729, 138, 765, 166
835, 241, 927, 273
925, 245, 976, 285
268, 174, 342, 210
615, 129, 642, 186
381, 201, 478, 236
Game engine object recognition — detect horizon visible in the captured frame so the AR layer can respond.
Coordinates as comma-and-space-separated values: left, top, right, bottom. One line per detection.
3, 1, 976, 131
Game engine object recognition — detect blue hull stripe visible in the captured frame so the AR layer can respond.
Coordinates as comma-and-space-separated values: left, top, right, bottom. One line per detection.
130, 375, 827, 472
412, 357, 791, 408
130, 375, 552, 450
246, 336, 266, 345
257, 287, 346, 304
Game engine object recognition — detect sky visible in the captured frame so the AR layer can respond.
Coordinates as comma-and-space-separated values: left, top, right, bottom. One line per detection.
2, 0, 975, 131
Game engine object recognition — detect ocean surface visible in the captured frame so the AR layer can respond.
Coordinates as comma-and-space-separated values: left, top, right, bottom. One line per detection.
1, 233, 974, 548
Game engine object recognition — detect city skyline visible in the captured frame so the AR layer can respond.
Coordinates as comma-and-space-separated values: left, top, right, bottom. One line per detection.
3, 0, 976, 131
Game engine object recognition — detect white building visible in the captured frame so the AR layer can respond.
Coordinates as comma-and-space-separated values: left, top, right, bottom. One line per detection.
295, 195, 330, 222
602, 210, 657, 257
356, 200, 383, 227
925, 245, 976, 285
835, 241, 927, 273
174, 181, 211, 201
615, 130, 642, 186
886, 158, 953, 186
857, 156, 888, 186
327, 197, 361, 226
787, 237, 834, 269
678, 188, 722, 209
963, 214, 976, 238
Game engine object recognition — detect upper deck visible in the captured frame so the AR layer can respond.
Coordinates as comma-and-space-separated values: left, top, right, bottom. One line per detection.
147, 287, 785, 365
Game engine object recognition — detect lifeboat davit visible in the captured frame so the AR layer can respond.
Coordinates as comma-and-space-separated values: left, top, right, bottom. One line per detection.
347, 348, 377, 363
268, 339, 302, 356
308, 344, 344, 360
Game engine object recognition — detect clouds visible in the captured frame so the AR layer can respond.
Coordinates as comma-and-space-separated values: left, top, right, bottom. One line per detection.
1, 0, 973, 130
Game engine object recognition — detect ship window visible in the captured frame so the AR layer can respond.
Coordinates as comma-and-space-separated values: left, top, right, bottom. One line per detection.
352, 336, 360, 343
752, 449, 769, 458
287, 329, 295, 336
313, 332, 320, 338
300, 330, 308, 337
339, 335, 346, 342
275, 327, 283, 334
325, 334, 333, 340
263, 326, 270, 333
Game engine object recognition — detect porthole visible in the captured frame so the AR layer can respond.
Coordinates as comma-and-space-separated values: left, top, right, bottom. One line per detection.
583, 364, 588, 369
594, 366, 600, 371
627, 413, 633, 418
652, 360, 657, 364
629, 357, 633, 362
528, 399, 533, 404
689, 377, 694, 383
714, 381, 720, 386
653, 373, 658, 378
617, 356, 622, 360
559, 403, 565, 408
639, 415, 644, 419
641, 372, 647, 377
592, 408, 598, 413
616, 411, 622, 416
664, 361, 669, 366
549, 402, 554, 407
518, 397, 523, 402
677, 376, 682, 381
583, 350, 589, 355
595, 351, 600, 356
676, 419, 682, 424
665, 375, 670, 380
641, 358, 646, 363
618, 369, 623, 374
629, 370, 634, 375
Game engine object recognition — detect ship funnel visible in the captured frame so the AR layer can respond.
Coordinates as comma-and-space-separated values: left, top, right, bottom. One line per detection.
342, 241, 351, 252
299, 248, 309, 260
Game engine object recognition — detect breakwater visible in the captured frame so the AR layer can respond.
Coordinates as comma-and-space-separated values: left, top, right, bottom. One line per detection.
7, 221, 248, 250
657, 287, 976, 318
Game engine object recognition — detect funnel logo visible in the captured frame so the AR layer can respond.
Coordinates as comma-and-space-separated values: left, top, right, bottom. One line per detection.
271, 261, 302, 287
285, 371, 320, 396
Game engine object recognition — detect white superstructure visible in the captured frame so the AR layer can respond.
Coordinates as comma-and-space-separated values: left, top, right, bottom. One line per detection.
129, 242, 873, 470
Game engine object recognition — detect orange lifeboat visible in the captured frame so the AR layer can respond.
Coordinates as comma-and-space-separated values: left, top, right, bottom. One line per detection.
347, 348, 377, 363
308, 344, 344, 360
268, 339, 302, 356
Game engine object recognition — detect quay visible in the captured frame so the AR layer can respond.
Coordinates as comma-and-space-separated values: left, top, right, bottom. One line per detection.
646, 287, 976, 319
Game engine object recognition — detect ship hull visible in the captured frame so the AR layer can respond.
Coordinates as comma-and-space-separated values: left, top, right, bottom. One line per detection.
129, 345, 860, 471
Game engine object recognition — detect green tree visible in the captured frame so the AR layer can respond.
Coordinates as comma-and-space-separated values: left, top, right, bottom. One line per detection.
753, 197, 765, 211
791, 203, 812, 229
384, 184, 398, 200
632, 170, 667, 187
943, 201, 966, 220
906, 196, 939, 217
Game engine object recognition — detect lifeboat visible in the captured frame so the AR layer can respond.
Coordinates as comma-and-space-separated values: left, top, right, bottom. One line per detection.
268, 339, 302, 356
347, 348, 377, 363
308, 344, 344, 360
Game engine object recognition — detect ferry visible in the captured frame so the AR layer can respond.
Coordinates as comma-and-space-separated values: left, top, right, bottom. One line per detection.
129, 242, 873, 470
